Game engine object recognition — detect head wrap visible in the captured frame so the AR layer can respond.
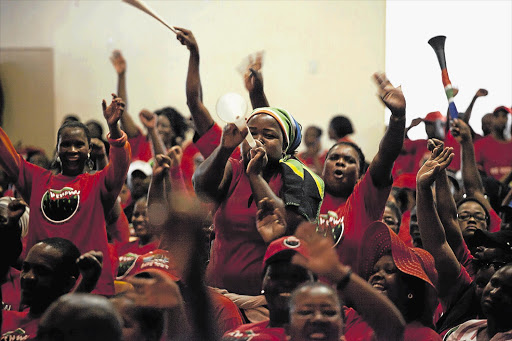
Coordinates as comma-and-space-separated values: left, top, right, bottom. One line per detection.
247, 107, 302, 154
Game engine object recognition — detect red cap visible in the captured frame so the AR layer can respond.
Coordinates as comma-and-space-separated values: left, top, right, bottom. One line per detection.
359, 221, 438, 289
263, 236, 309, 267
493, 106, 512, 115
393, 173, 417, 190
129, 249, 181, 281
424, 111, 446, 122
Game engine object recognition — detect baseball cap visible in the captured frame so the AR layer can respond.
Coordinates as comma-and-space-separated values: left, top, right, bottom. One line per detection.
424, 111, 446, 123
263, 236, 309, 268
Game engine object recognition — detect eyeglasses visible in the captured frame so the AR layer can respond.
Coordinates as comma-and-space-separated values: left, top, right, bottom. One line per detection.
472, 259, 508, 271
457, 212, 487, 222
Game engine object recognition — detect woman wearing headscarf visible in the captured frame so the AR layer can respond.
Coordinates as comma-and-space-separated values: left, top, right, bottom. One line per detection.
193, 107, 324, 297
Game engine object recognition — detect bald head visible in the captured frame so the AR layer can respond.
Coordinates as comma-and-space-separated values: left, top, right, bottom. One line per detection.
37, 293, 122, 341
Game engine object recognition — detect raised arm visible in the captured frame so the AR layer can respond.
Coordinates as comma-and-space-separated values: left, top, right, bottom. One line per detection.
416, 146, 460, 299
243, 52, 269, 109
174, 27, 214, 137
461, 88, 488, 123
293, 223, 405, 341
139, 109, 166, 156
369, 73, 406, 187
192, 124, 244, 202
451, 118, 492, 211
101, 94, 131, 209
110, 50, 139, 138
0, 127, 23, 182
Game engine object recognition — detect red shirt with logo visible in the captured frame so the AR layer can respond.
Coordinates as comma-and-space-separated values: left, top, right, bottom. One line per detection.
320, 168, 391, 274
1, 268, 21, 312
0, 128, 131, 296
222, 320, 287, 341
1, 310, 40, 340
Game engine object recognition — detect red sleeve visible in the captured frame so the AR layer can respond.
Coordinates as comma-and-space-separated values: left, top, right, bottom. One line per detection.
343, 307, 377, 341
488, 208, 501, 233
0, 127, 23, 182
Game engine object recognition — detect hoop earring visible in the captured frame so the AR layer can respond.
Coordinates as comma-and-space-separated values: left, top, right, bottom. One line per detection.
407, 293, 413, 299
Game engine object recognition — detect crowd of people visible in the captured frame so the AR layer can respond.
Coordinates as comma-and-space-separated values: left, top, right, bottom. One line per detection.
1, 27, 511, 341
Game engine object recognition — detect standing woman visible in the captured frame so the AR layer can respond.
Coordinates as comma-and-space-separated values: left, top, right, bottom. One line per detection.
0, 94, 130, 296
193, 107, 324, 296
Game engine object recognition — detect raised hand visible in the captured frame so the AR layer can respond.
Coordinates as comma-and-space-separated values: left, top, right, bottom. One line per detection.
409, 117, 423, 129
167, 145, 183, 169
246, 140, 268, 176
76, 250, 103, 281
373, 73, 406, 117
416, 145, 454, 189
7, 198, 26, 223
126, 269, 184, 309
174, 27, 198, 53
292, 222, 349, 283
256, 197, 286, 243
220, 123, 246, 150
110, 50, 126, 75
427, 138, 444, 152
450, 118, 472, 143
102, 93, 125, 127
475, 88, 488, 98
244, 52, 264, 93
139, 109, 157, 129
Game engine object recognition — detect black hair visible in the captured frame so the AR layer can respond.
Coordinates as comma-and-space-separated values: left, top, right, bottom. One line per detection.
154, 107, 190, 146
456, 197, 491, 227
111, 293, 164, 341
56, 121, 91, 149
307, 126, 323, 138
85, 120, 104, 139
329, 115, 354, 139
39, 237, 81, 279
326, 141, 366, 176
62, 114, 81, 124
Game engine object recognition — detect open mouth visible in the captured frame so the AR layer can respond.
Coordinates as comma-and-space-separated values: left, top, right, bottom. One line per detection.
279, 292, 291, 297
308, 332, 328, 340
371, 283, 386, 292
333, 169, 343, 178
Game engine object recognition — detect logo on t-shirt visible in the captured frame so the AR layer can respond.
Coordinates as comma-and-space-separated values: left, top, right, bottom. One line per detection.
40, 187, 80, 223
317, 211, 344, 247
1, 328, 30, 341
117, 252, 139, 279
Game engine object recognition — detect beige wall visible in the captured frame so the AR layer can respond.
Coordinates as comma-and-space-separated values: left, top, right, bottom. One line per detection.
0, 0, 386, 159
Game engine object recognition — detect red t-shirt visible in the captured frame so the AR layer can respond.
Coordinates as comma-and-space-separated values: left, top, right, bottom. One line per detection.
1, 268, 21, 312
222, 320, 287, 341
474, 136, 512, 181
320, 168, 391, 274
8, 134, 130, 296
208, 289, 244, 336
128, 130, 152, 162
1, 310, 40, 340
444, 131, 461, 172
206, 158, 283, 296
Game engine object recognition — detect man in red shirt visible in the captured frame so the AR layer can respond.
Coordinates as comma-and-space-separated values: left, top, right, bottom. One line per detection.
1, 238, 99, 340
474, 106, 512, 181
